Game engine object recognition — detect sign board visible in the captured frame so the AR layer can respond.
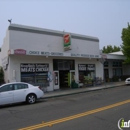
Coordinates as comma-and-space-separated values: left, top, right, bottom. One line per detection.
28, 51, 40, 55
87, 64, 95, 70
78, 64, 95, 71
20, 64, 49, 73
78, 64, 87, 71
14, 49, 26, 55
63, 34, 71, 51
12, 49, 100, 59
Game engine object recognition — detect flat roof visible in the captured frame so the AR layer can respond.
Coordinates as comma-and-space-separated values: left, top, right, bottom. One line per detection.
8, 24, 99, 42
109, 51, 123, 55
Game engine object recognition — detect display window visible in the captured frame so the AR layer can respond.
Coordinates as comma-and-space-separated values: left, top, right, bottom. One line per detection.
78, 64, 95, 83
21, 63, 49, 87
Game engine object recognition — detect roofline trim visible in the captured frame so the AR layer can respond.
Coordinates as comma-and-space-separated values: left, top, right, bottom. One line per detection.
8, 24, 99, 42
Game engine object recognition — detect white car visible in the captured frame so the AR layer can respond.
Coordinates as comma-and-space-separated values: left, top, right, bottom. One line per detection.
125, 78, 130, 85
0, 82, 44, 106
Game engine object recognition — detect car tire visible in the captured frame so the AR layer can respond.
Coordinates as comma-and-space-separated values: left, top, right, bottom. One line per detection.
26, 94, 36, 104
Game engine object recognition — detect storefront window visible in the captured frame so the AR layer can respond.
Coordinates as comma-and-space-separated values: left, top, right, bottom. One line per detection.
104, 61, 109, 67
78, 64, 95, 83
113, 61, 122, 67
21, 63, 49, 87
113, 68, 122, 77
53, 59, 75, 70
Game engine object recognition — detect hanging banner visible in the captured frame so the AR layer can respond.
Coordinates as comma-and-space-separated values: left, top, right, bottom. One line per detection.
63, 34, 71, 51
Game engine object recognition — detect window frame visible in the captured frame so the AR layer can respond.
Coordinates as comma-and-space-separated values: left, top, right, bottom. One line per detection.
14, 83, 28, 90
0, 84, 14, 92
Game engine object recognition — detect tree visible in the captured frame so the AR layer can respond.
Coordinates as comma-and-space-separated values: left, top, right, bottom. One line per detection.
121, 23, 130, 64
102, 45, 121, 53
0, 67, 4, 84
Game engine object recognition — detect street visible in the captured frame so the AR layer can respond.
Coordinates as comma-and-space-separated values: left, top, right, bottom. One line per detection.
0, 85, 130, 130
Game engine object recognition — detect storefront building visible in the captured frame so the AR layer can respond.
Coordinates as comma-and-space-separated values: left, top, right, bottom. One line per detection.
0, 24, 103, 91
102, 52, 130, 82
1, 24, 129, 91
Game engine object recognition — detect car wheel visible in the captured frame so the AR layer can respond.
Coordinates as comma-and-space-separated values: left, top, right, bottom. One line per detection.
26, 94, 36, 104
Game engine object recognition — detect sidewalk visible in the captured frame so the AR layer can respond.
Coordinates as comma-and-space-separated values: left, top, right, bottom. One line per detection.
43, 81, 125, 99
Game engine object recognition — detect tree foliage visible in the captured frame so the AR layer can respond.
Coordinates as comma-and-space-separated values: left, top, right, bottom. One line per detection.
0, 67, 4, 85
121, 23, 130, 64
102, 45, 121, 53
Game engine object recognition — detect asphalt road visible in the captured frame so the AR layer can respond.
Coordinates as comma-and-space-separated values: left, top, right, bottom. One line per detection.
0, 85, 130, 130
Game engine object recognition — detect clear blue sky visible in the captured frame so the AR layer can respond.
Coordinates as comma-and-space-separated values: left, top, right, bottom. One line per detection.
0, 0, 130, 49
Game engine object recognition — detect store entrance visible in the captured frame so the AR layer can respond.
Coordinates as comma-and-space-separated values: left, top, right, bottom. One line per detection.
59, 70, 70, 89
104, 69, 109, 82
53, 59, 75, 89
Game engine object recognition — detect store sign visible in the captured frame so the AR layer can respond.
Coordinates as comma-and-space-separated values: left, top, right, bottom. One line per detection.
95, 55, 99, 58
78, 64, 87, 71
21, 49, 100, 59
63, 34, 71, 51
78, 64, 95, 71
89, 55, 94, 58
81, 54, 89, 58
87, 64, 95, 70
35, 64, 49, 72
21, 64, 35, 72
41, 52, 50, 56
41, 51, 63, 56
71, 53, 80, 57
20, 64, 49, 72
29, 51, 39, 55
14, 49, 26, 55
51, 52, 63, 56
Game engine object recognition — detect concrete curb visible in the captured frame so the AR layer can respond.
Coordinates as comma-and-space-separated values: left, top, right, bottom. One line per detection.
42, 84, 125, 99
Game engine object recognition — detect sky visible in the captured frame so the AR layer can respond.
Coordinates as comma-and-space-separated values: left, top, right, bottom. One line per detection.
0, 0, 130, 49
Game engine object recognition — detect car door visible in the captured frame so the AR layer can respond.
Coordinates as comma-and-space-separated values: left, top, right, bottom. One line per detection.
13, 83, 28, 103
0, 84, 14, 105
128, 79, 130, 84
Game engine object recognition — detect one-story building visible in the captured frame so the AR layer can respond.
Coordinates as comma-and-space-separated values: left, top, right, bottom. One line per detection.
0, 24, 129, 91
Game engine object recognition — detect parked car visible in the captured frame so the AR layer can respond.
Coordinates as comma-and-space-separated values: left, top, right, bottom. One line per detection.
125, 78, 130, 85
0, 82, 44, 106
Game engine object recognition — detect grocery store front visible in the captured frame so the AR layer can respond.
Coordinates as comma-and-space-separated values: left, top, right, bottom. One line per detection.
0, 23, 101, 92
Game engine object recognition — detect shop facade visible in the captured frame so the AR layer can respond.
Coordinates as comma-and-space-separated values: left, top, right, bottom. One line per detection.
1, 24, 130, 91
0, 24, 103, 91
101, 52, 130, 82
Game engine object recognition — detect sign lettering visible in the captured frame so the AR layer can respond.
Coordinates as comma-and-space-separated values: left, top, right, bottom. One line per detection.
14, 49, 26, 55
29, 51, 39, 55
21, 64, 49, 73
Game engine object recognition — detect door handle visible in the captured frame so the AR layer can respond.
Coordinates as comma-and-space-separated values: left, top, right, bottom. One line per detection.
8, 92, 12, 94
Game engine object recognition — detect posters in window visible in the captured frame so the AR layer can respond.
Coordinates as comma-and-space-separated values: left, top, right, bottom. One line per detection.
21, 64, 49, 73
78, 64, 95, 71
